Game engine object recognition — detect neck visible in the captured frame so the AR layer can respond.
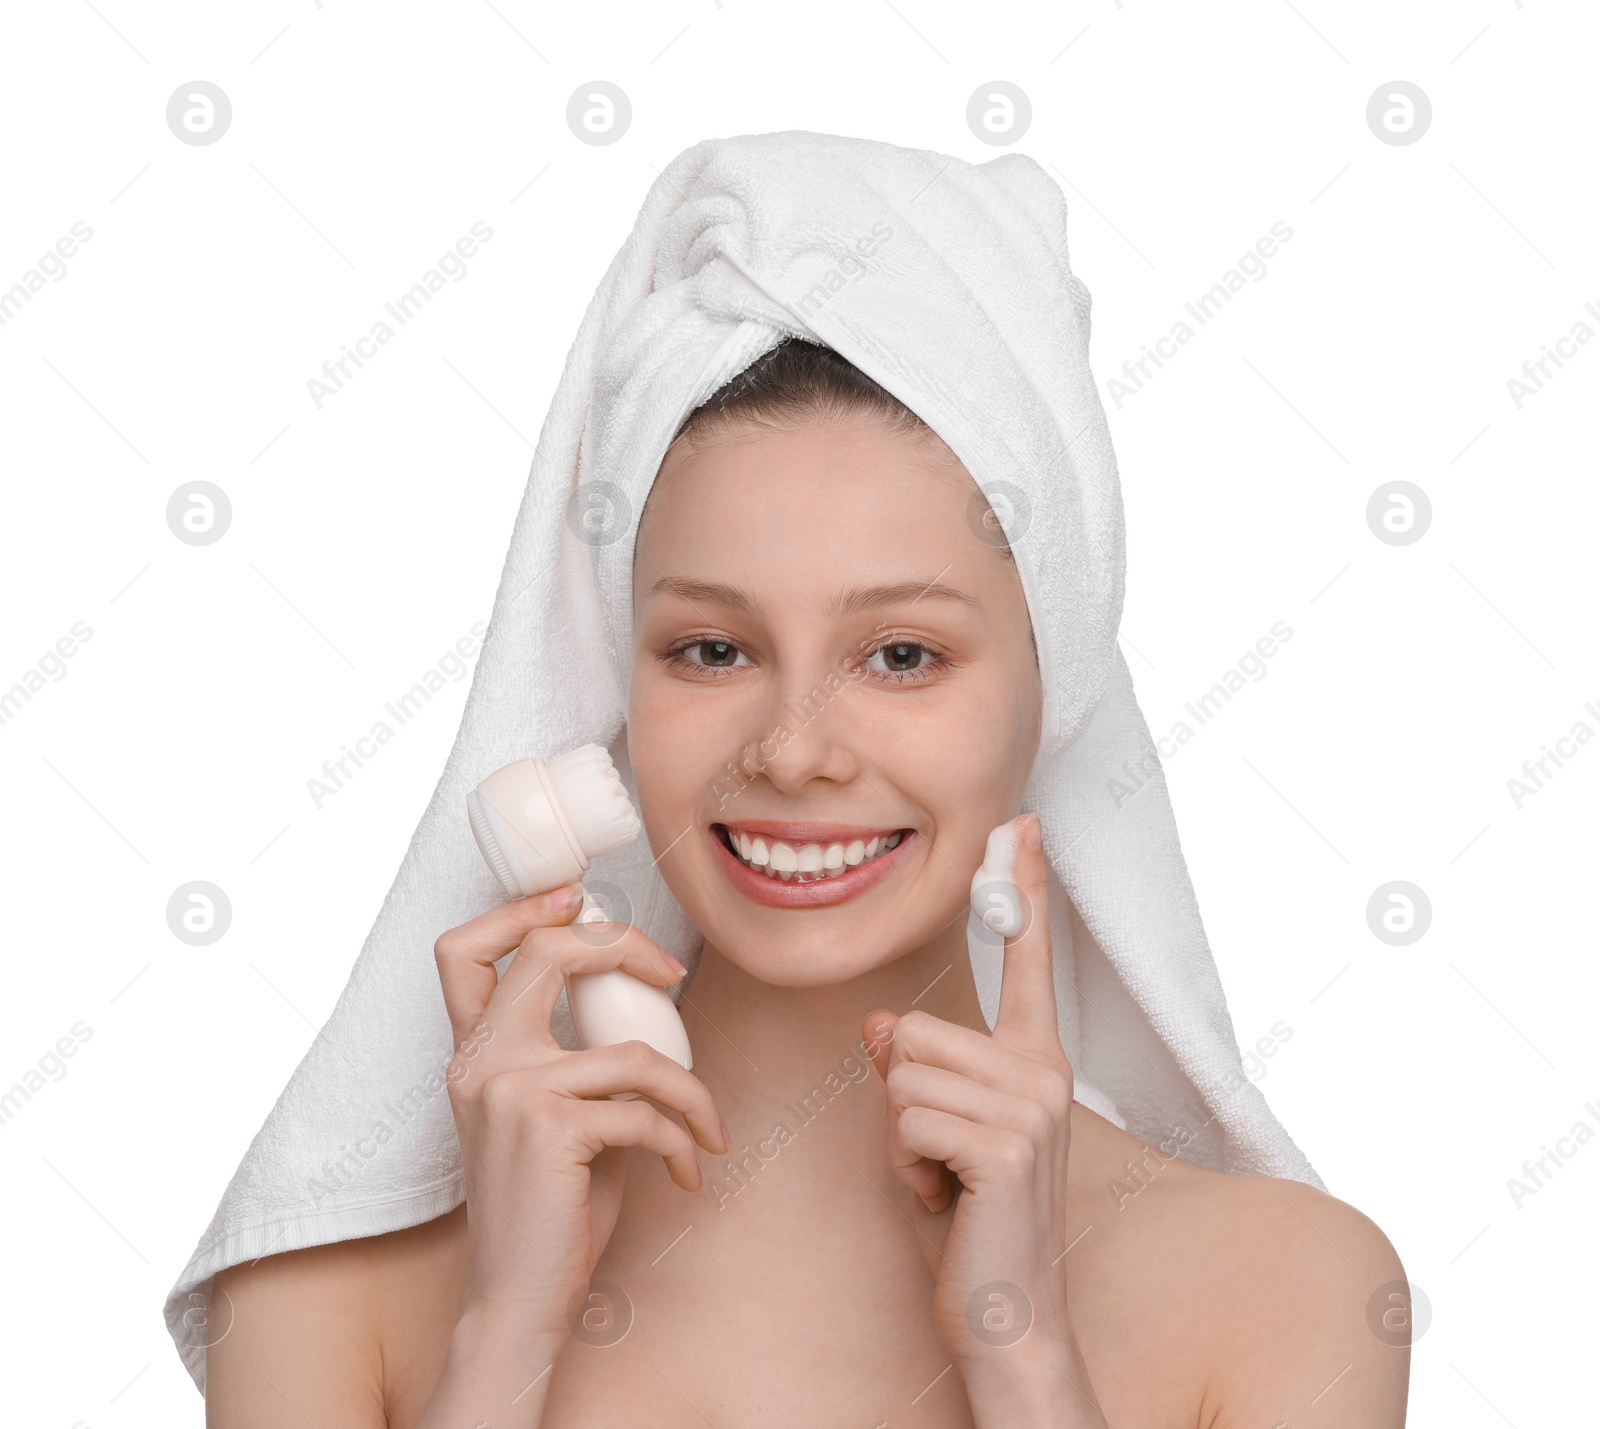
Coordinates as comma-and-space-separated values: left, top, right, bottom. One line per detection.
675, 912, 990, 1190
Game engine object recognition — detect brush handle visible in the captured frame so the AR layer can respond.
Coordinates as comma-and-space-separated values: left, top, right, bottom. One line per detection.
567, 883, 694, 1101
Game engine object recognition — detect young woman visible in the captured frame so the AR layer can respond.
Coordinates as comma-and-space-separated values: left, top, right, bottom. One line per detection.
205, 342, 1409, 1427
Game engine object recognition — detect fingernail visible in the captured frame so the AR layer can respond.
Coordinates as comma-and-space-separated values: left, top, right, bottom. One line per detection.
549, 884, 581, 909
719, 1117, 731, 1152
1024, 815, 1042, 850
661, 949, 688, 978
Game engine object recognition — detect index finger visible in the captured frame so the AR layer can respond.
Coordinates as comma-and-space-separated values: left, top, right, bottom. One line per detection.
991, 814, 1064, 1056
434, 884, 584, 1044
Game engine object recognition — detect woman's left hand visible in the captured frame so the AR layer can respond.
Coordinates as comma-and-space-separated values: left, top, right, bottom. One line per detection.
864, 812, 1080, 1372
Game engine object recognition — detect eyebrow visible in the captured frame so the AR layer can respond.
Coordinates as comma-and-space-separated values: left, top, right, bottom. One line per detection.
646, 575, 980, 618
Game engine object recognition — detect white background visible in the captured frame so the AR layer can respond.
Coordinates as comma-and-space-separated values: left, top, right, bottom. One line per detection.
1, 1, 1594, 1424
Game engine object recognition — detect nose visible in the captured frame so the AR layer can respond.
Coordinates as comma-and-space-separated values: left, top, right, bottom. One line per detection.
743, 661, 861, 796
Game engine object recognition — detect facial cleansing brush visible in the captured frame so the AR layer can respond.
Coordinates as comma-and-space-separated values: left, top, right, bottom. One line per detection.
466, 744, 692, 1099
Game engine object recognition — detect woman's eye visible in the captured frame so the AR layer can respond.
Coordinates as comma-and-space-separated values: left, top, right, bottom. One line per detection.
667, 639, 752, 674
864, 640, 948, 680
663, 636, 950, 683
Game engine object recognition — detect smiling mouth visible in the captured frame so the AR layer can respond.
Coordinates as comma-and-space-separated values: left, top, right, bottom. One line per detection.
713, 825, 908, 884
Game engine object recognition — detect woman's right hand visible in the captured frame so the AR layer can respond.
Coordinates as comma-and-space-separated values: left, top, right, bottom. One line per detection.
432, 883, 728, 1347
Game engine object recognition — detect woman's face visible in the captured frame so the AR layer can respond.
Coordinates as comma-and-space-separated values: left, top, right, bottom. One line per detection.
628, 410, 1042, 984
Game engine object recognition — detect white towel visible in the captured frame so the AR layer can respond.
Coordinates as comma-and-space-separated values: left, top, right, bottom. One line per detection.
164, 129, 1323, 1392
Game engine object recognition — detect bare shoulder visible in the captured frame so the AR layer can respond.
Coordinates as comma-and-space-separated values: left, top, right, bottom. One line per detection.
206, 1206, 468, 1428
1161, 1160, 1411, 1427
1064, 1109, 1409, 1428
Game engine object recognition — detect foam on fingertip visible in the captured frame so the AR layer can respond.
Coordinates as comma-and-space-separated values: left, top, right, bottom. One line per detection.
969, 819, 1024, 938
985, 819, 1020, 881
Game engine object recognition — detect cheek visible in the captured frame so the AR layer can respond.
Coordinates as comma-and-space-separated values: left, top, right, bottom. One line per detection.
627, 676, 730, 830
875, 693, 1034, 825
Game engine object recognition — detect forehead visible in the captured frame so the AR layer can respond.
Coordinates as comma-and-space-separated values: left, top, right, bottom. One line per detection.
634, 418, 1004, 605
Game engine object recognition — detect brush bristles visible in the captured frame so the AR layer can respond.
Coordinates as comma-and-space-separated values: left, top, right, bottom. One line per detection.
545, 743, 642, 859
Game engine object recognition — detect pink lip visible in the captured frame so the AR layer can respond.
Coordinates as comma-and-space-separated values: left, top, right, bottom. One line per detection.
708, 823, 915, 909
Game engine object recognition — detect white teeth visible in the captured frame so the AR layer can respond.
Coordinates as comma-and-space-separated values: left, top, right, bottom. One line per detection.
724, 828, 906, 882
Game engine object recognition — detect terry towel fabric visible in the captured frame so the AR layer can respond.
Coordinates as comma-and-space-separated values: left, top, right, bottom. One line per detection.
164, 129, 1324, 1392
